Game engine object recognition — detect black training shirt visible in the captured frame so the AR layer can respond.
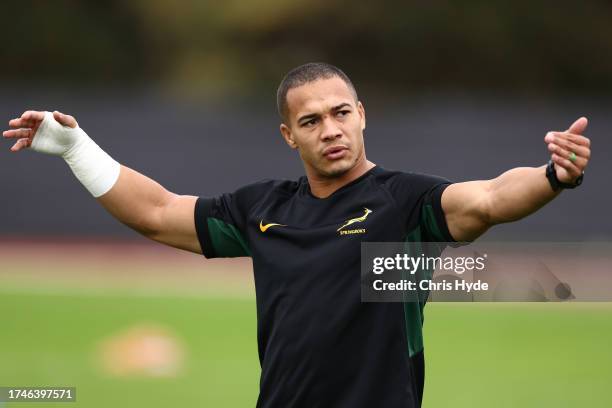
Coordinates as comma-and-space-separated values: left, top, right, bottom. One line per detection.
194, 166, 455, 408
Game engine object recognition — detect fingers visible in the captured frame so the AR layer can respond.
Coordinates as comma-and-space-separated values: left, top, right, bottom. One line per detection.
8, 118, 30, 128
543, 120, 591, 183
53, 111, 77, 128
10, 137, 32, 152
557, 138, 590, 158
7, 110, 45, 129
21, 110, 45, 122
547, 143, 588, 168
544, 131, 591, 175
545, 135, 591, 158
551, 153, 583, 179
3, 128, 33, 139
7, 110, 77, 130
8, 117, 37, 129
544, 131, 591, 148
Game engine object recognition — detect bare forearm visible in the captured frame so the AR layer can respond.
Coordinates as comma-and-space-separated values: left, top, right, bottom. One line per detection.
487, 165, 559, 224
98, 166, 200, 247
443, 165, 560, 241
97, 165, 177, 236
4, 110, 201, 252
97, 166, 199, 251
432, 118, 590, 242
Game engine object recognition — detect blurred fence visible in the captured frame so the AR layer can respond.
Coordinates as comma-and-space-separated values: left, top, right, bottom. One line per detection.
1, 89, 610, 240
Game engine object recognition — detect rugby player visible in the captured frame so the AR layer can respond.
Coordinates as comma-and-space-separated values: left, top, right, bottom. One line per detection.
2, 63, 591, 407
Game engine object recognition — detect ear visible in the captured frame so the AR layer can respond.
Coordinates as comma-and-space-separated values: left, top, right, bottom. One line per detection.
280, 123, 298, 149
357, 101, 366, 131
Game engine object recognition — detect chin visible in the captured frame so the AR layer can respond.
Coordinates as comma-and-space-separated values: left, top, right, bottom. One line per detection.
320, 160, 353, 178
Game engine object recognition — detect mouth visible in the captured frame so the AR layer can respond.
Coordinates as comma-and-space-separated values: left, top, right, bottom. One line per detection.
322, 145, 348, 160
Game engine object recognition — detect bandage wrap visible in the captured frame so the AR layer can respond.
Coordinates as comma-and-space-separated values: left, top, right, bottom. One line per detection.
31, 112, 120, 197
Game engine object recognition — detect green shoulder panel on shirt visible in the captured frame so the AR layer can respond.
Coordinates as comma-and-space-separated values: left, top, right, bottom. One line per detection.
402, 223, 448, 357
421, 203, 446, 242
207, 217, 252, 257
402, 232, 427, 357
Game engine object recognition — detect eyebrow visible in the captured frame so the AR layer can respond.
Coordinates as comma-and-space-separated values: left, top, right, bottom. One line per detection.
297, 103, 352, 124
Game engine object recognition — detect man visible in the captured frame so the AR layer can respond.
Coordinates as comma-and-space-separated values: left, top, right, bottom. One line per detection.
3, 63, 591, 407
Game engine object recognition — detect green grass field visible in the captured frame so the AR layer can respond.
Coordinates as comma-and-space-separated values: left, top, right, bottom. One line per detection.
1, 290, 611, 407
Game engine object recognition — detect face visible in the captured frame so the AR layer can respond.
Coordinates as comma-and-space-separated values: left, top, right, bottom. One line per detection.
280, 76, 366, 178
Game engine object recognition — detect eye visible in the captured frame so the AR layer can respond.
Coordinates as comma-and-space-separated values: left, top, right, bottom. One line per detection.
336, 110, 350, 117
301, 118, 318, 127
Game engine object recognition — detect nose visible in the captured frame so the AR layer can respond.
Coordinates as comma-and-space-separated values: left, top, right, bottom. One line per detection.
320, 116, 342, 142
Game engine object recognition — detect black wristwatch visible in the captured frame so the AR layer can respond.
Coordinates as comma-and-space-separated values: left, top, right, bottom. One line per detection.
545, 160, 584, 191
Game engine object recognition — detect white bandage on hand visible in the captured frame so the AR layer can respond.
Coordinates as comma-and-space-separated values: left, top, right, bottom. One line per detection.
31, 111, 121, 197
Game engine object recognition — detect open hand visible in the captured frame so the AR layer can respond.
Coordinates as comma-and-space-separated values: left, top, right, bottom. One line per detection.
3, 110, 79, 155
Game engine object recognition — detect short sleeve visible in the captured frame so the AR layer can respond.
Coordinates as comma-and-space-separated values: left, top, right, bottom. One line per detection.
194, 193, 252, 258
385, 172, 456, 243
419, 182, 456, 242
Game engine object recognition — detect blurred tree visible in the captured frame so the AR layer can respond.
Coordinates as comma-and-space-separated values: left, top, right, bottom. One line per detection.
2, 0, 611, 95
1, 0, 152, 85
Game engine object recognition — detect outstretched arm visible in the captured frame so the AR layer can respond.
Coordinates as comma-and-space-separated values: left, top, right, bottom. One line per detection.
97, 167, 200, 253
441, 117, 591, 242
3, 110, 202, 254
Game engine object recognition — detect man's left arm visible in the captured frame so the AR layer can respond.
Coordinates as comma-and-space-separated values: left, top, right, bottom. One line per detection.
441, 117, 591, 242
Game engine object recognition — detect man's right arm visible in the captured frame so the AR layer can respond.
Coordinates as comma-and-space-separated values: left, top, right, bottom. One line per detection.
3, 110, 202, 254
98, 166, 201, 253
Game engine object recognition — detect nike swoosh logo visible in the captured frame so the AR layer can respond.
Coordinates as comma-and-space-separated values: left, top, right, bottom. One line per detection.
259, 221, 286, 232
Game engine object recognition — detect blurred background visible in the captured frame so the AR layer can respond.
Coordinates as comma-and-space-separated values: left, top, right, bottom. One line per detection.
1, 1, 611, 407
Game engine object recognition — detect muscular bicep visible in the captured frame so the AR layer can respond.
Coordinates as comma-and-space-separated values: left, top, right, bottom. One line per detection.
441, 180, 493, 242
150, 194, 202, 254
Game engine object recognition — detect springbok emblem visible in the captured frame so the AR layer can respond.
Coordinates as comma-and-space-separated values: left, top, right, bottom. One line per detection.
337, 208, 372, 231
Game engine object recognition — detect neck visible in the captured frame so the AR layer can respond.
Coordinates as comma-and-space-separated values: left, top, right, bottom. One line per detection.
307, 158, 376, 198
